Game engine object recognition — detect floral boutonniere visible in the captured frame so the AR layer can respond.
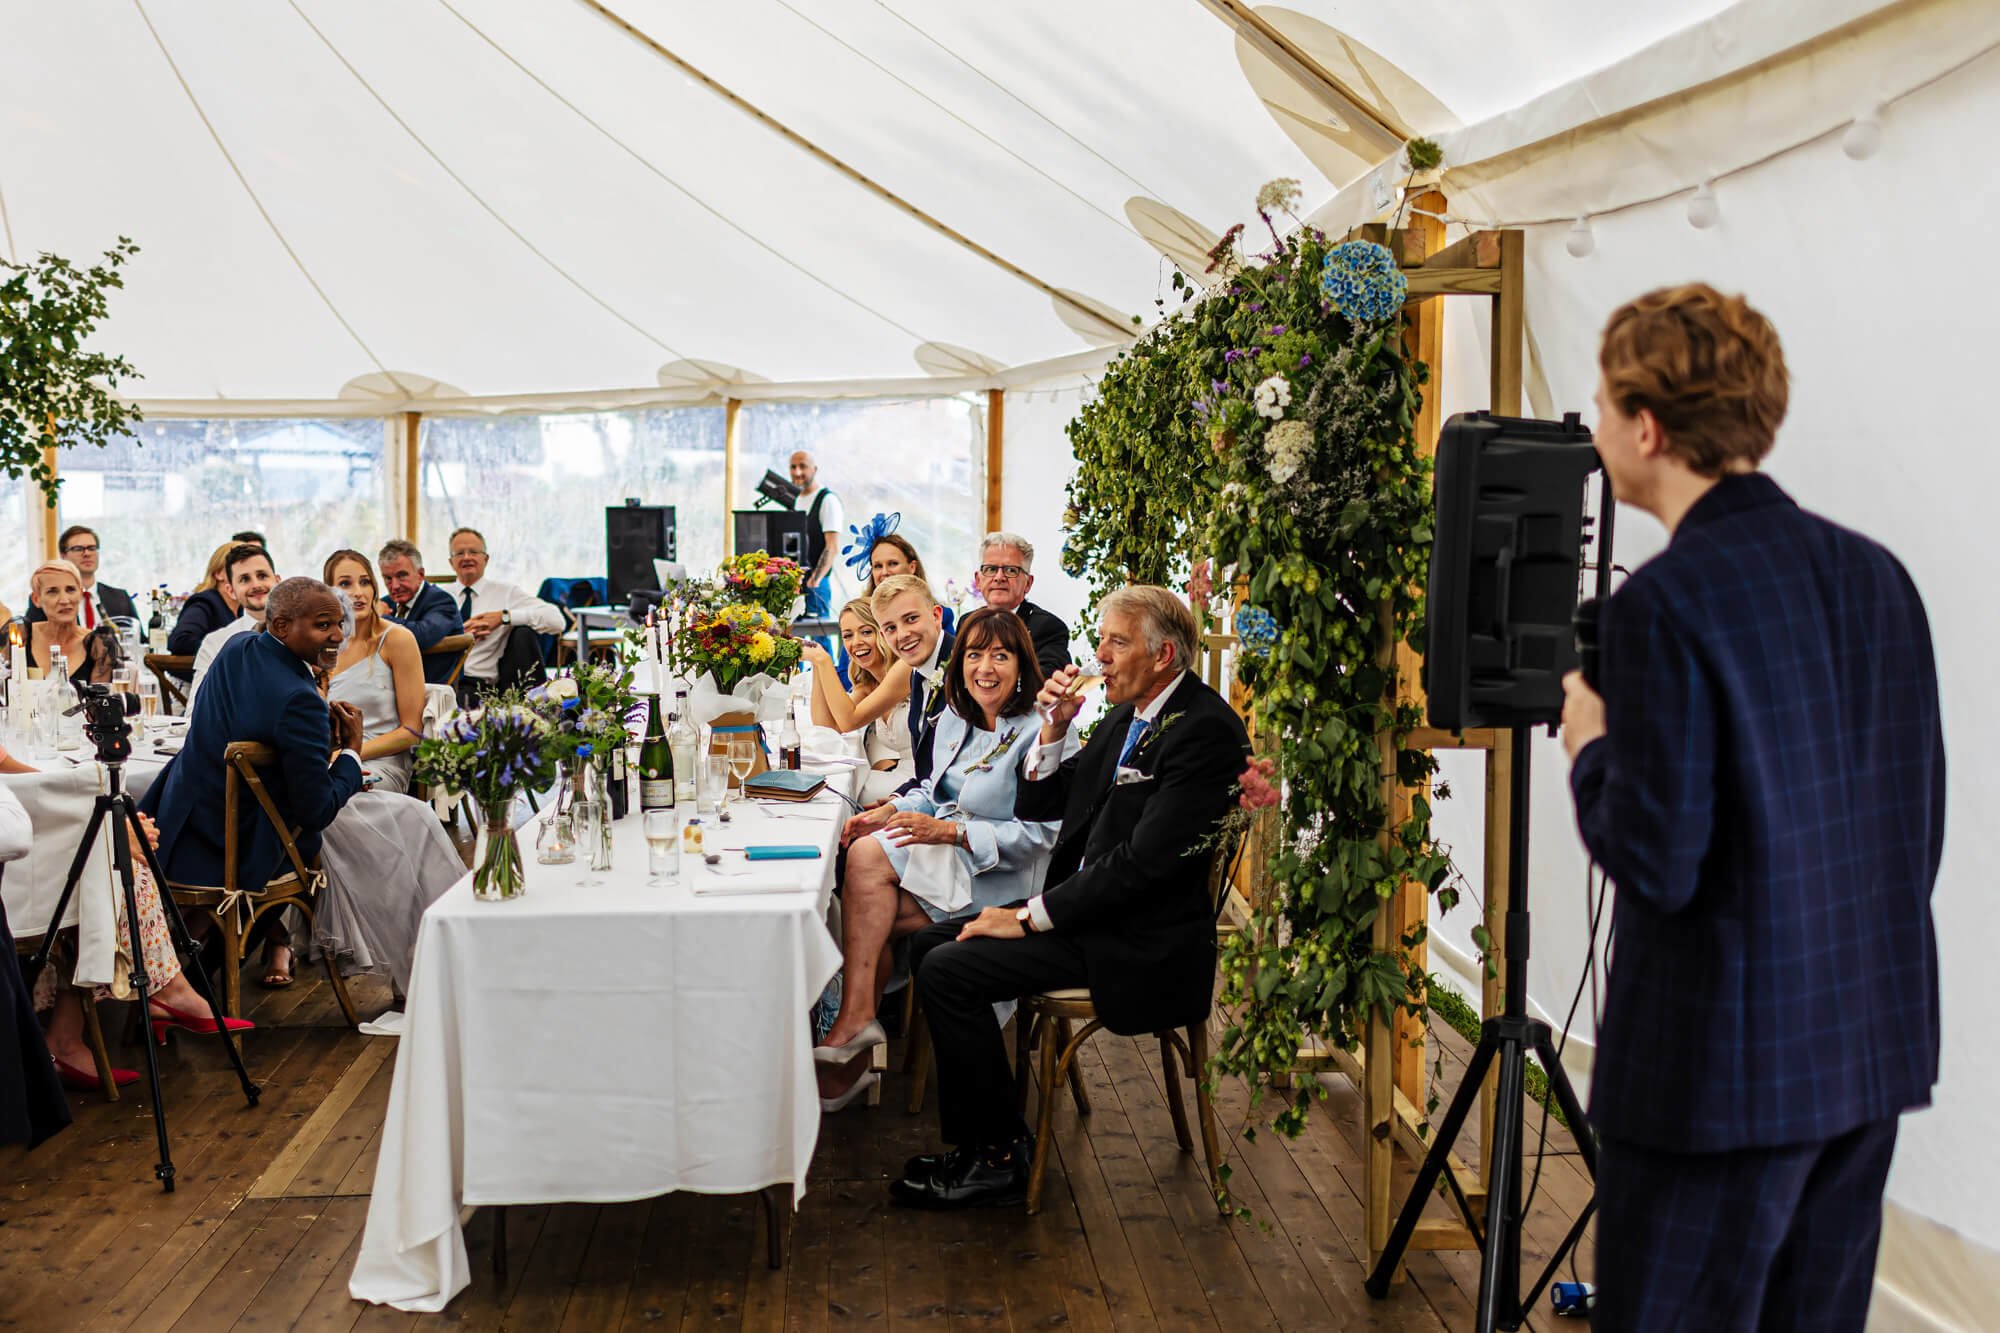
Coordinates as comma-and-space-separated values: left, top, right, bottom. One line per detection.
1134, 710, 1185, 763
966, 725, 1024, 774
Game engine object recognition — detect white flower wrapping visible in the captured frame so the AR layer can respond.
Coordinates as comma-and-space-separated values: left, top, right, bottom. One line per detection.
1253, 374, 1293, 420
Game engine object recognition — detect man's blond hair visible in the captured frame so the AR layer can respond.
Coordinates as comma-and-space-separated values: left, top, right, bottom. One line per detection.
869, 573, 937, 617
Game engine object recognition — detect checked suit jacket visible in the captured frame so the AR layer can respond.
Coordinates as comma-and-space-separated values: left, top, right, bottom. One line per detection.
1014, 672, 1249, 1036
1571, 472, 1944, 1153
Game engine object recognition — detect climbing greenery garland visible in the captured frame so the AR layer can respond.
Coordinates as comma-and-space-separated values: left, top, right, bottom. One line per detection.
1062, 191, 1456, 1142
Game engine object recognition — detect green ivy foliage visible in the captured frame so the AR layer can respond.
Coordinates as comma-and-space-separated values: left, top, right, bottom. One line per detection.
1062, 214, 1454, 1142
0, 238, 144, 504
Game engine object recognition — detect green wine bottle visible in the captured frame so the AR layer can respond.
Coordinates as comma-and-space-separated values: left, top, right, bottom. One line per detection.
639, 691, 674, 811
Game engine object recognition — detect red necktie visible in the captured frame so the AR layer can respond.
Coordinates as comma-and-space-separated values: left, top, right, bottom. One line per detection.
83, 593, 95, 629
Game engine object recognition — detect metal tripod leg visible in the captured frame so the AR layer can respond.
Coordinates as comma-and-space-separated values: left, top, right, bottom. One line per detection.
124, 794, 260, 1103
1364, 1024, 1499, 1297
107, 801, 178, 1190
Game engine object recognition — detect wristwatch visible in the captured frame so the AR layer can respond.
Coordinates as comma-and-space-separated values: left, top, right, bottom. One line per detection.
500, 609, 511, 626
1016, 906, 1037, 933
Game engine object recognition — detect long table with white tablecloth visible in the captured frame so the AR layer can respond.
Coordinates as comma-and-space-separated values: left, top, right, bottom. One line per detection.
349, 764, 857, 1312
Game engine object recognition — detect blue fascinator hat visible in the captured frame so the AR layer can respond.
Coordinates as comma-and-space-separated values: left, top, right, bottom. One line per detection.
842, 512, 901, 573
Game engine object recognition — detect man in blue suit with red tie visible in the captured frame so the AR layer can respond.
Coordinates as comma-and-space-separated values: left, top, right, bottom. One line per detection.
1562, 285, 1944, 1331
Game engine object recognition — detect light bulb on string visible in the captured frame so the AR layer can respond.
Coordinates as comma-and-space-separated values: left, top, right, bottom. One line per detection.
1565, 215, 1596, 259
1687, 180, 1720, 229
1843, 104, 1884, 160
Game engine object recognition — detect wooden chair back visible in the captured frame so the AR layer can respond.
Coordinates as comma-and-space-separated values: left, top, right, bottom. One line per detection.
423, 633, 474, 687
142, 653, 193, 714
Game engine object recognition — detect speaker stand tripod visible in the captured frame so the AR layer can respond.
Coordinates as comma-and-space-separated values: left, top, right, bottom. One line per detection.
1364, 724, 1597, 1331
31, 755, 260, 1191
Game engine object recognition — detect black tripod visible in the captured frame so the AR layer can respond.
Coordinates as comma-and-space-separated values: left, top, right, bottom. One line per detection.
1364, 724, 1596, 1330
30, 722, 260, 1191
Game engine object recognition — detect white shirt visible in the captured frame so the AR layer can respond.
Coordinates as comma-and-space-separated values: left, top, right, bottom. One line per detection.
188, 614, 258, 708
453, 577, 564, 680
1021, 670, 1188, 933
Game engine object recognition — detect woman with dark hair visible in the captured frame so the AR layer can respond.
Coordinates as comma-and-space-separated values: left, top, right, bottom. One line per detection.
168, 541, 243, 656
815, 607, 1076, 1108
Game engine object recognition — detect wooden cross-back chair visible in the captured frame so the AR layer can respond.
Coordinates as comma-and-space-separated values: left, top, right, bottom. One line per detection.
142, 653, 193, 715
1015, 830, 1245, 1215
164, 741, 359, 1027
422, 634, 474, 688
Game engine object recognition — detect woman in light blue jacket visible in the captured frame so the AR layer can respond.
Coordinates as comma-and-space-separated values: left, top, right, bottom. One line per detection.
816, 608, 1076, 1103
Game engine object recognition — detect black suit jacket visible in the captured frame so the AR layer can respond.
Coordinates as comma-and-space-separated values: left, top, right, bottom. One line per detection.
382, 583, 466, 684
1015, 673, 1248, 1035
25, 582, 136, 627
1016, 601, 1072, 678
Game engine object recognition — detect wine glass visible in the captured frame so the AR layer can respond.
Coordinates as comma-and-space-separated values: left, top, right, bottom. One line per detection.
644, 810, 679, 885
725, 735, 757, 813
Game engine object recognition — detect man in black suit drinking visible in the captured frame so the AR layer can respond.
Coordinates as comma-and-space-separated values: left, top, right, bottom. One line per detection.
892, 586, 1249, 1209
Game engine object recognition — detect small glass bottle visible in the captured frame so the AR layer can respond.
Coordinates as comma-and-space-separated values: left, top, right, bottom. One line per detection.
668, 689, 699, 806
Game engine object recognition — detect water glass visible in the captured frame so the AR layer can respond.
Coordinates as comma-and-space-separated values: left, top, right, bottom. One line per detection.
644, 810, 680, 885
699, 755, 727, 814
536, 809, 577, 864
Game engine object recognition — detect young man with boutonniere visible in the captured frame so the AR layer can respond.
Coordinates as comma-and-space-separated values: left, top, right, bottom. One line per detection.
890, 585, 1249, 1209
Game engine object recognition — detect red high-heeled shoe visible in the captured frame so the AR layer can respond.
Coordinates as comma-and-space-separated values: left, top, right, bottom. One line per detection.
51, 1054, 140, 1091
148, 1001, 255, 1043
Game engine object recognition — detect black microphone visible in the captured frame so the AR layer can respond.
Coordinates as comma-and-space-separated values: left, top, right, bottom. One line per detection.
1573, 597, 1602, 691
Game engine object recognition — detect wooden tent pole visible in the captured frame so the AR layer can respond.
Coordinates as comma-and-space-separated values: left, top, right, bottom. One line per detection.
984, 388, 1004, 533
402, 412, 421, 544
39, 413, 59, 560
724, 398, 742, 520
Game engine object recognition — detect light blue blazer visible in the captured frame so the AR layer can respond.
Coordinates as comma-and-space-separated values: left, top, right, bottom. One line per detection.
886, 705, 1076, 912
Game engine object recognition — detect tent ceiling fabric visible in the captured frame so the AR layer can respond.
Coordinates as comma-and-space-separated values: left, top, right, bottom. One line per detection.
2, 0, 1740, 409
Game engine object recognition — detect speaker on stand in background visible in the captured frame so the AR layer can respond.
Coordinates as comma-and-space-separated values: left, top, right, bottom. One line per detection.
606, 502, 676, 606
732, 510, 811, 563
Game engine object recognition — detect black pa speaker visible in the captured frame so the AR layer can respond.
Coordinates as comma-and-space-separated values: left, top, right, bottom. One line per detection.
606, 504, 676, 605
733, 509, 811, 563
1425, 411, 1601, 730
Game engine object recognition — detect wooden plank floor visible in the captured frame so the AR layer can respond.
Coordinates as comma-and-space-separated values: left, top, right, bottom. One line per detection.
1, 976, 1595, 1331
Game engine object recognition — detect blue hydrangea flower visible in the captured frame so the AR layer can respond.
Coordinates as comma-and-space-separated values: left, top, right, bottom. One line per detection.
1236, 606, 1279, 659
1319, 241, 1407, 323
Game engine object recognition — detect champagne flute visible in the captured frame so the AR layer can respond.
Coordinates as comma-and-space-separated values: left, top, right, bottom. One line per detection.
726, 735, 756, 814
1042, 658, 1104, 723
644, 810, 679, 884
136, 675, 161, 737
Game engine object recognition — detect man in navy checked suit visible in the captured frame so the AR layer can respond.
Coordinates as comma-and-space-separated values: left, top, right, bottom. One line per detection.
1562, 285, 1944, 1331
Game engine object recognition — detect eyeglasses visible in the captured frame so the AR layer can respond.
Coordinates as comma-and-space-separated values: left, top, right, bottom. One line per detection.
978, 564, 1026, 578
61, 543, 99, 554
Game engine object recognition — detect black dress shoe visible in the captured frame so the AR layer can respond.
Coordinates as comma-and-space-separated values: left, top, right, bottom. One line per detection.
902, 1136, 1029, 1182
889, 1144, 1027, 1210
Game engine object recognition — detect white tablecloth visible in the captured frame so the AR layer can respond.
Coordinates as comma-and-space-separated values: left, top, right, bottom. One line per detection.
0, 750, 169, 986
350, 771, 854, 1312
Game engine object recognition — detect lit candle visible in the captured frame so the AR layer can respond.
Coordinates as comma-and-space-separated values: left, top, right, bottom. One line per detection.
7, 621, 25, 696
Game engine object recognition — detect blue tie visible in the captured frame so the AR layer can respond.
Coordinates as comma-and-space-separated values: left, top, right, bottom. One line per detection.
1118, 715, 1152, 767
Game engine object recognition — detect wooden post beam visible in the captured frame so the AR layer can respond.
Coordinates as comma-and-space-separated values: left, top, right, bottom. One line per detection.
984, 387, 1004, 534
1491, 231, 1526, 416
402, 412, 421, 544
724, 397, 742, 522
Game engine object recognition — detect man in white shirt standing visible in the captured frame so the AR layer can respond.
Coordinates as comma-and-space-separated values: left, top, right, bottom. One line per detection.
188, 544, 279, 706
789, 450, 844, 652
447, 527, 563, 698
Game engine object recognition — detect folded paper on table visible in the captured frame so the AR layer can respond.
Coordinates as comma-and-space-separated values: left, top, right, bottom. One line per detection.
692, 868, 814, 895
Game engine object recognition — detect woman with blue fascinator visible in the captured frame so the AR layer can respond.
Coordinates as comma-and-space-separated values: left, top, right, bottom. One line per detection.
845, 513, 954, 633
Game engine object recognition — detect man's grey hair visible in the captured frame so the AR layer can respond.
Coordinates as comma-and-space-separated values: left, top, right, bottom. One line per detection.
266, 576, 340, 626
979, 532, 1035, 572
378, 538, 423, 570
1099, 585, 1198, 672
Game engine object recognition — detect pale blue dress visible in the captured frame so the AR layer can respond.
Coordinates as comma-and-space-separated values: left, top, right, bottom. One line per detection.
871, 706, 1078, 922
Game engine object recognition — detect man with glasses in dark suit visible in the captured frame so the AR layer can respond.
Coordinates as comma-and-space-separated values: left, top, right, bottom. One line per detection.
24, 526, 136, 631
1561, 285, 1944, 1332
973, 531, 1070, 678
376, 538, 465, 685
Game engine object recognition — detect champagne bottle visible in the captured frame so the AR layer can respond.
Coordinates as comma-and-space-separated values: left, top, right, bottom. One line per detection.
639, 691, 674, 811
608, 743, 630, 820
147, 586, 168, 653
668, 690, 699, 805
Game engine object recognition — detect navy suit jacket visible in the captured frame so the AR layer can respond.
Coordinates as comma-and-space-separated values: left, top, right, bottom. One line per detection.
904, 630, 957, 789
383, 582, 465, 684
1571, 473, 1944, 1153
141, 631, 364, 889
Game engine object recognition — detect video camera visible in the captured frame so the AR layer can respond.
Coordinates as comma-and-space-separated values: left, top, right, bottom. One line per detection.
63, 680, 142, 764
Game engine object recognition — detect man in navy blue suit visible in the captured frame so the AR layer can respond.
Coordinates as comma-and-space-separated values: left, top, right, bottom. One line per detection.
871, 574, 955, 792
144, 577, 367, 987
377, 539, 465, 685
1562, 285, 1944, 1331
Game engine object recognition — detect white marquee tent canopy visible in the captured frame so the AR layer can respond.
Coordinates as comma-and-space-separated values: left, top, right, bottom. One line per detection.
8, 1, 2000, 1325
1, 0, 1768, 412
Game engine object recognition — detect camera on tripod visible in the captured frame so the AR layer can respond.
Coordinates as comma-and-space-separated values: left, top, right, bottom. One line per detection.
63, 680, 142, 763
